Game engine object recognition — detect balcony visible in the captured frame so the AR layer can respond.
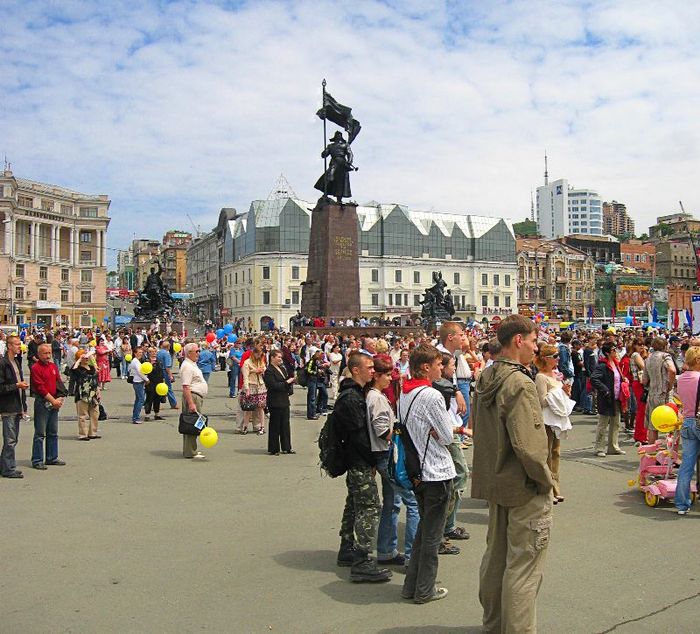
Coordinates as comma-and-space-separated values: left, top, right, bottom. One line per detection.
78, 260, 97, 267
555, 276, 567, 284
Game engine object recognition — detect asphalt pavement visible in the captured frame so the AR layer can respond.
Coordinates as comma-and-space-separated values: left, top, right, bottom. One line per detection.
2, 368, 700, 633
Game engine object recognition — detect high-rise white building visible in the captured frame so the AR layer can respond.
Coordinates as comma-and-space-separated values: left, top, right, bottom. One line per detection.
536, 156, 603, 238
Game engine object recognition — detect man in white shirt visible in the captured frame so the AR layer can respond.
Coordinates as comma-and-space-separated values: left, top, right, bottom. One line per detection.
400, 344, 456, 605
180, 342, 208, 460
129, 347, 149, 424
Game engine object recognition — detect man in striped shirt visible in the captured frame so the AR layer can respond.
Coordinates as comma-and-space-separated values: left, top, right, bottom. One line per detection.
400, 344, 456, 605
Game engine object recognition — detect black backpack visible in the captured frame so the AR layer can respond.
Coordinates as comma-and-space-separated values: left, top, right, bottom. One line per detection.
318, 392, 349, 478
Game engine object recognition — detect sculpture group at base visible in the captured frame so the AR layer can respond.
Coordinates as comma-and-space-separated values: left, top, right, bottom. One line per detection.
420, 272, 457, 322
134, 260, 175, 321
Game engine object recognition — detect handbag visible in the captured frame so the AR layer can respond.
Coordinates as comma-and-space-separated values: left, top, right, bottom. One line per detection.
240, 390, 266, 411
178, 410, 208, 435
98, 403, 107, 421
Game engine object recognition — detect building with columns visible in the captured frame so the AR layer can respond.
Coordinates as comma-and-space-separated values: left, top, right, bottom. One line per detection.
0, 169, 110, 328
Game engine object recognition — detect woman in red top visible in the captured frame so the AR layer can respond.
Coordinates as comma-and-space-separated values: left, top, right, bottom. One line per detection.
95, 338, 112, 389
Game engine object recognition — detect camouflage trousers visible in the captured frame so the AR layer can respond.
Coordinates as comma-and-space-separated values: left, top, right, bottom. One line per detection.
339, 465, 381, 554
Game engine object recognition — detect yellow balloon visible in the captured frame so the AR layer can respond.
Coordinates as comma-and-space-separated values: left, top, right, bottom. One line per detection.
140, 361, 153, 375
173, 342, 182, 353
607, 327, 616, 335
20, 344, 27, 352
89, 340, 97, 347
200, 427, 218, 448
650, 405, 678, 433
155, 382, 168, 396
125, 354, 133, 362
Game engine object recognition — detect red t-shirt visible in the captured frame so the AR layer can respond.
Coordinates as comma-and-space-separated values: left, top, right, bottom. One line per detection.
31, 361, 60, 398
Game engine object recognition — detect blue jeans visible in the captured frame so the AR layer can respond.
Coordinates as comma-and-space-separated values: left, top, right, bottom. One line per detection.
202, 372, 211, 384
316, 382, 329, 414
676, 417, 700, 512
32, 399, 59, 465
120, 358, 129, 377
456, 379, 471, 425
132, 382, 146, 422
306, 377, 318, 418
163, 372, 177, 407
228, 363, 240, 396
374, 451, 419, 562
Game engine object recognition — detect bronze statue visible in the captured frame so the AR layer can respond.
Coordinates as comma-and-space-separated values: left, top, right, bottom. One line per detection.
314, 131, 356, 202
134, 259, 174, 320
420, 271, 457, 322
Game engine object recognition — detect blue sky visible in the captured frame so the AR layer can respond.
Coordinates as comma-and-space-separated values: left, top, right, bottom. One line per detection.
1, 0, 699, 268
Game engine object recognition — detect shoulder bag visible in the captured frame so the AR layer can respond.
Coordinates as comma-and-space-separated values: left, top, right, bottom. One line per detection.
178, 410, 208, 436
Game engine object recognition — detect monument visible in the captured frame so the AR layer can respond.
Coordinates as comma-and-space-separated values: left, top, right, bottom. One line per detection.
131, 258, 182, 333
420, 271, 459, 326
301, 80, 361, 320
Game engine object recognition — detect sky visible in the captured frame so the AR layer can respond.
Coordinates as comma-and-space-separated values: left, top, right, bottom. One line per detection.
2, 0, 699, 268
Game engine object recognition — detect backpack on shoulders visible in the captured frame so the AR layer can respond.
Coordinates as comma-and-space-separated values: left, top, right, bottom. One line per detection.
318, 393, 348, 477
388, 387, 430, 490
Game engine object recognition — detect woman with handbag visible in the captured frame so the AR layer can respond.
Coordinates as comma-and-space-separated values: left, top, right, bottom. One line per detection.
263, 349, 295, 455
240, 345, 267, 435
675, 346, 700, 515
628, 341, 648, 444
71, 349, 101, 440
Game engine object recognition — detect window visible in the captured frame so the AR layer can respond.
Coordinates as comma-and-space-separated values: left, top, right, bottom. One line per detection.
453, 272, 460, 285
235, 272, 238, 285
80, 231, 92, 243
493, 274, 500, 286
642, 254, 647, 263
505, 274, 511, 287
79, 206, 98, 217
61, 204, 72, 214
505, 296, 511, 308
481, 273, 488, 285
371, 293, 379, 306
395, 270, 402, 283
291, 266, 299, 280
38, 266, 48, 280
60, 290, 69, 302
81, 291, 92, 303
388, 294, 393, 306
81, 270, 92, 282
18, 195, 33, 207
39, 288, 47, 301
414, 294, 421, 306
404, 293, 408, 306
262, 266, 270, 280
15, 263, 24, 278
15, 287, 24, 300
481, 295, 488, 307
262, 291, 270, 305
292, 290, 299, 304
80, 251, 92, 262
61, 268, 69, 282
41, 199, 54, 212
414, 271, 420, 284
371, 269, 379, 283
494, 295, 500, 307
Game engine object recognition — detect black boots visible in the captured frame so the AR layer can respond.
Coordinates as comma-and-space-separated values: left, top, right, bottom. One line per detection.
336, 540, 356, 567
349, 550, 392, 583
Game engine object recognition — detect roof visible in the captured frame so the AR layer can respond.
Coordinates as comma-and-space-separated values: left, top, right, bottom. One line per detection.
15, 177, 105, 201
516, 238, 590, 258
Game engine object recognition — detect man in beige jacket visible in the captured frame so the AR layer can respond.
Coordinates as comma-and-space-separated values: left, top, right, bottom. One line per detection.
471, 315, 554, 634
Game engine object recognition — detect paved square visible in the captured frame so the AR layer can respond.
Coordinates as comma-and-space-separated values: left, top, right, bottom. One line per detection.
3, 369, 700, 633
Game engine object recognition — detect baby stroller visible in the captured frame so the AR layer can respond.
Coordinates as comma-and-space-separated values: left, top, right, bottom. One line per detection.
629, 405, 698, 507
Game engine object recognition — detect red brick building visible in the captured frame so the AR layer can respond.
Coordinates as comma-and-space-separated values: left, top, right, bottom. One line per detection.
620, 240, 655, 274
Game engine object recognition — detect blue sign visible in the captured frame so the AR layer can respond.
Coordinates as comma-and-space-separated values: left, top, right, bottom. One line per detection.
115, 316, 133, 325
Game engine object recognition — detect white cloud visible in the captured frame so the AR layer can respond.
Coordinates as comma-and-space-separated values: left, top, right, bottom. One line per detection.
1, 0, 700, 266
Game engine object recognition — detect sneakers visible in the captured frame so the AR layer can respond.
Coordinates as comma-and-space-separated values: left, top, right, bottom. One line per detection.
438, 541, 460, 555
377, 553, 406, 566
192, 452, 206, 460
595, 451, 606, 458
444, 527, 470, 540
610, 448, 626, 455
349, 557, 392, 583
154, 415, 165, 421
2, 471, 23, 478
46, 459, 66, 466
678, 509, 689, 515
414, 587, 449, 604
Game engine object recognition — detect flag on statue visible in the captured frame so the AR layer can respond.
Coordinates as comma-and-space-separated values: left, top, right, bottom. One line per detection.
317, 92, 361, 144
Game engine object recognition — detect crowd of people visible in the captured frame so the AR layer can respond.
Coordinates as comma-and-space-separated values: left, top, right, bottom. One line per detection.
1, 316, 699, 629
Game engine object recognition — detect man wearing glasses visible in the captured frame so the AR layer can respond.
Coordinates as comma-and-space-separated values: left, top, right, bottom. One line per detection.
180, 343, 208, 460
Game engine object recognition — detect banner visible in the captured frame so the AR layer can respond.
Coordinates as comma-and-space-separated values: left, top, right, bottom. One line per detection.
693, 295, 700, 336
616, 284, 651, 312
696, 247, 700, 286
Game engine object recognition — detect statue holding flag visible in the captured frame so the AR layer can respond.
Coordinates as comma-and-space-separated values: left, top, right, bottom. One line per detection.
314, 80, 361, 203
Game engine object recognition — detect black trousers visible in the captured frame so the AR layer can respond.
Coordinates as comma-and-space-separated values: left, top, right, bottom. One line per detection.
144, 388, 161, 415
268, 406, 291, 453
403, 479, 452, 601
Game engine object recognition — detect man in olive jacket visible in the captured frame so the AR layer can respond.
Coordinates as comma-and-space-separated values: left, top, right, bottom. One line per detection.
471, 315, 554, 634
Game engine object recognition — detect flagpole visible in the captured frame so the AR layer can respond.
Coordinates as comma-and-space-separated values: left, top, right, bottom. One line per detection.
322, 78, 328, 198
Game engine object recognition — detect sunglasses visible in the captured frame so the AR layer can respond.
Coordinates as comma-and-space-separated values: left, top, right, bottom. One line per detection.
546, 353, 560, 359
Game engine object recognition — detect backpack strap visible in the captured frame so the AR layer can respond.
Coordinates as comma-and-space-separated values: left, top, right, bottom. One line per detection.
694, 375, 700, 419
397, 386, 431, 482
